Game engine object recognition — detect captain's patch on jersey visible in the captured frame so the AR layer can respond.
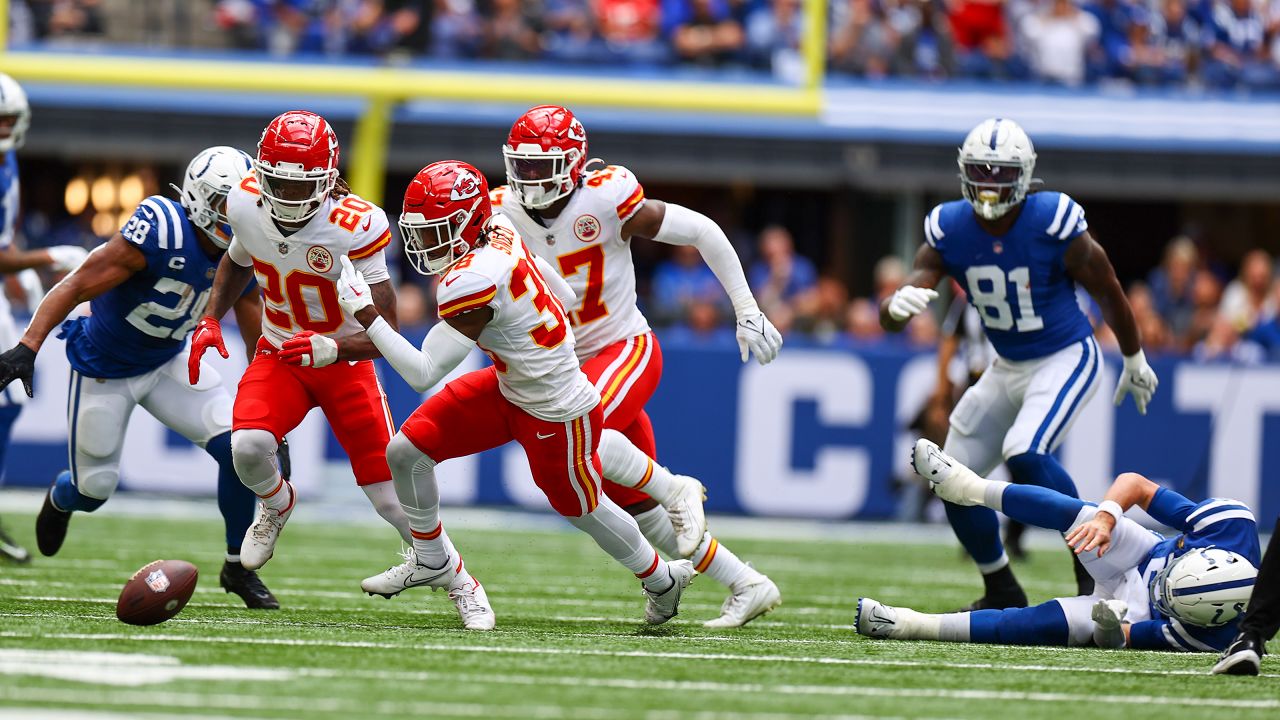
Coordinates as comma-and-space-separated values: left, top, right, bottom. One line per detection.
574, 214, 601, 242
307, 245, 334, 273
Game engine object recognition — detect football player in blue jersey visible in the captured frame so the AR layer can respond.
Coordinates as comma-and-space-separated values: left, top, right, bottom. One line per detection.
855, 439, 1258, 653
0, 72, 90, 563
0, 146, 280, 608
880, 118, 1160, 610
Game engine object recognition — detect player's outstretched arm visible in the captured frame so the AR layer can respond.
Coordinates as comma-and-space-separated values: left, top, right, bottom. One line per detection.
336, 256, 475, 392
189, 249, 256, 383
1064, 231, 1159, 414
0, 234, 143, 398
631, 200, 782, 364
880, 244, 944, 333
330, 278, 398, 362
232, 291, 264, 362
0, 243, 88, 274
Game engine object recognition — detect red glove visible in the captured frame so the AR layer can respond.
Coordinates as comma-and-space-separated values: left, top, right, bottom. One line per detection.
280, 331, 339, 368
188, 316, 228, 385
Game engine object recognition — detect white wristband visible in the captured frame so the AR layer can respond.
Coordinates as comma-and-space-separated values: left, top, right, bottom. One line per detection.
1096, 500, 1124, 524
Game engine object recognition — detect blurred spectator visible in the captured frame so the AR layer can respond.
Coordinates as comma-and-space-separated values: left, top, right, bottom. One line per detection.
485, 0, 543, 59
829, 0, 900, 78
345, 0, 430, 57
1128, 0, 1202, 85
873, 255, 907, 304
396, 282, 431, 325
794, 275, 850, 340
596, 0, 669, 64
1081, 0, 1136, 79
894, 0, 957, 78
28, 0, 105, 41
948, 0, 1024, 79
541, 0, 600, 61
1182, 268, 1224, 350
1219, 249, 1276, 331
749, 225, 818, 317
1021, 0, 1101, 86
1204, 0, 1279, 88
1127, 281, 1174, 351
745, 0, 806, 81
650, 245, 727, 325
668, 0, 746, 67
431, 0, 485, 59
845, 297, 885, 340
1244, 279, 1280, 361
1147, 236, 1198, 339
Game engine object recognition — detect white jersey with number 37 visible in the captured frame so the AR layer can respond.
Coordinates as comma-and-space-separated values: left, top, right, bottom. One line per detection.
491, 164, 651, 360
437, 214, 599, 422
226, 176, 392, 349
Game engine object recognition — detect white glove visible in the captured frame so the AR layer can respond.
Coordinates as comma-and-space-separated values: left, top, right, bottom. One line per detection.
336, 256, 373, 316
1113, 349, 1159, 415
887, 285, 938, 322
1091, 599, 1128, 649
16, 269, 44, 313
735, 311, 783, 365
46, 245, 89, 273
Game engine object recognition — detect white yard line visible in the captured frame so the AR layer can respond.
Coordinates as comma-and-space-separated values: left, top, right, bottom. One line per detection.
0, 629, 1273, 682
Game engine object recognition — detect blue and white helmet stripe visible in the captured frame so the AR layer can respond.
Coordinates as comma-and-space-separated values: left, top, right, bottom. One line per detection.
1150, 546, 1256, 628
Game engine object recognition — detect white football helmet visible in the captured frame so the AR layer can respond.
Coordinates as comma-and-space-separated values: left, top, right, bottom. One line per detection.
958, 118, 1036, 221
0, 72, 31, 153
172, 146, 253, 249
1150, 547, 1256, 628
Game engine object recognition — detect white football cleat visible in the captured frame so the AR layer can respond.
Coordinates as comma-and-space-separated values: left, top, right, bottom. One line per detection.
854, 597, 899, 639
910, 438, 988, 506
704, 568, 781, 628
644, 559, 696, 625
449, 577, 496, 631
362, 548, 456, 598
664, 475, 708, 558
240, 483, 295, 571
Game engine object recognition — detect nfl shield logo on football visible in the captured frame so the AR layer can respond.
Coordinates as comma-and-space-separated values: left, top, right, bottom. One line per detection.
574, 214, 601, 242
145, 569, 171, 594
307, 246, 334, 273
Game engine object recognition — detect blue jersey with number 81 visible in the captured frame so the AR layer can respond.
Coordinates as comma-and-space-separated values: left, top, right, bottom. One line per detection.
62, 196, 222, 378
925, 191, 1094, 361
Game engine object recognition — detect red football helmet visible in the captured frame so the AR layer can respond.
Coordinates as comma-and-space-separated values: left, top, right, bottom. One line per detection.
255, 110, 340, 223
400, 161, 492, 276
503, 105, 588, 210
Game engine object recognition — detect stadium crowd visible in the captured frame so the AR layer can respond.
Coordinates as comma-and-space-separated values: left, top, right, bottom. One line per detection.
8, 0, 1280, 90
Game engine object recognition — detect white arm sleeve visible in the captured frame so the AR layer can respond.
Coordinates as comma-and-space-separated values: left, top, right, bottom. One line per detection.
652, 203, 757, 317
366, 316, 476, 393
534, 255, 577, 307
226, 237, 253, 268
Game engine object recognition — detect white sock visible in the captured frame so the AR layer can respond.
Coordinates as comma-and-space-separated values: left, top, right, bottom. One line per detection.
362, 480, 413, 544
567, 496, 672, 592
385, 433, 449, 568
690, 533, 752, 589
597, 429, 679, 503
231, 429, 294, 512
633, 506, 679, 557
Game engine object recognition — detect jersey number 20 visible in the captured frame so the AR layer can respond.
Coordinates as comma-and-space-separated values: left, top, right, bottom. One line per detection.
965, 266, 1045, 333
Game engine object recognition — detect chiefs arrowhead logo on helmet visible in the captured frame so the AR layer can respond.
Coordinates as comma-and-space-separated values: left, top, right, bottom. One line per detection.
503, 105, 589, 211
450, 169, 482, 201
567, 119, 586, 142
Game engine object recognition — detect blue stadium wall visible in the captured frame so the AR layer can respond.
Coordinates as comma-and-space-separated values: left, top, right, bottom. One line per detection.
9, 327, 1279, 522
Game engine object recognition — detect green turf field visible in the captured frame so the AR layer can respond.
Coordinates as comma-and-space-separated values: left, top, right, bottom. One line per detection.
0, 511, 1275, 719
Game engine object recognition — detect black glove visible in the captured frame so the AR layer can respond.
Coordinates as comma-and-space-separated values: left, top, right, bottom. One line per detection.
0, 343, 36, 398
277, 437, 292, 483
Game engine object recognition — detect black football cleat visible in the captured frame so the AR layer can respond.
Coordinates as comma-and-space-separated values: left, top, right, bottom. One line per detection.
220, 560, 280, 609
0, 519, 30, 564
955, 588, 1029, 613
35, 482, 71, 557
1212, 632, 1264, 676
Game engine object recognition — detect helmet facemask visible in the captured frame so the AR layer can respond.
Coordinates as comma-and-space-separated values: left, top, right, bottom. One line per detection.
502, 143, 580, 210
399, 196, 482, 276
255, 160, 336, 224
959, 159, 1031, 221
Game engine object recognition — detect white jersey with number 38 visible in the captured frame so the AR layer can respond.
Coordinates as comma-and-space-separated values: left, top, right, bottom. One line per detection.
437, 214, 599, 422
226, 175, 392, 349
491, 164, 651, 360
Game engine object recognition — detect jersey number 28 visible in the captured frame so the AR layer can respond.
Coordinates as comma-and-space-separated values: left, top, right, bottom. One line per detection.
965, 266, 1045, 333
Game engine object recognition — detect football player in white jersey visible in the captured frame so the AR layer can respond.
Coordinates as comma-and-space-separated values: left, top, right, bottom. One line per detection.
0, 71, 88, 563
189, 110, 413, 571
347, 161, 696, 629
492, 105, 783, 627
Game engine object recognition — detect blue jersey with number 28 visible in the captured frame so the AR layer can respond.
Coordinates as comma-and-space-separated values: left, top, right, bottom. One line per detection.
925, 191, 1093, 361
62, 196, 222, 378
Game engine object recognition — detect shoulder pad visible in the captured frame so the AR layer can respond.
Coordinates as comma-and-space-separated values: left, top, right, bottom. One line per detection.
1040, 192, 1088, 242
584, 165, 645, 221
923, 202, 958, 248
124, 196, 191, 253
438, 268, 498, 319
489, 185, 510, 208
